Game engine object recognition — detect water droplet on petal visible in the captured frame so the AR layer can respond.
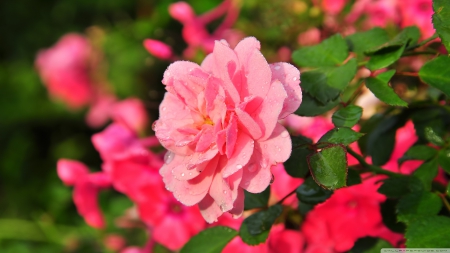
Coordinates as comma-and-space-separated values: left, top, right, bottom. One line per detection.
236, 164, 243, 169
293, 77, 298, 81
164, 152, 174, 164
274, 65, 281, 70
152, 121, 158, 131
181, 173, 185, 177
281, 131, 289, 138
223, 190, 227, 194
270, 174, 275, 184
220, 203, 227, 212
162, 106, 166, 111
248, 163, 257, 172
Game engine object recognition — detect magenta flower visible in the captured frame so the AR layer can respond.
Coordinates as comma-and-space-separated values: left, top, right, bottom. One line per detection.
154, 37, 302, 222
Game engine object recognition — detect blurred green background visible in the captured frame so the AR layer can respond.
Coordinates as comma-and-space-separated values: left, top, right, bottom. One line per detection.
0, 0, 320, 251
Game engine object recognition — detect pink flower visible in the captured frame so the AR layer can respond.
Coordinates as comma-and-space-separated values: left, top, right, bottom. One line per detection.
138, 182, 206, 250
318, 0, 349, 15
302, 176, 402, 252
110, 98, 149, 134
399, 0, 435, 38
35, 34, 95, 109
267, 224, 304, 253
346, 0, 399, 29
271, 163, 303, 207
155, 37, 302, 223
297, 28, 321, 46
57, 159, 111, 228
168, 1, 240, 54
143, 39, 174, 60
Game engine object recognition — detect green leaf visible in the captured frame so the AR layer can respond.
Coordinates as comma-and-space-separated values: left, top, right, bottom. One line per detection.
239, 205, 282, 245
410, 107, 446, 143
438, 148, 450, 174
413, 158, 439, 190
347, 169, 362, 186
308, 145, 348, 190
405, 216, 450, 247
296, 177, 333, 204
298, 202, 315, 216
332, 105, 363, 128
350, 237, 393, 253
295, 93, 340, 116
300, 59, 357, 104
284, 136, 314, 178
346, 27, 390, 57
365, 26, 420, 54
419, 56, 450, 97
366, 113, 408, 166
378, 176, 423, 198
180, 226, 238, 253
357, 114, 384, 155
398, 145, 438, 165
433, 0, 450, 52
244, 187, 270, 210
380, 199, 406, 233
424, 126, 446, 146
365, 70, 408, 106
366, 45, 406, 71
292, 34, 348, 67
397, 191, 442, 223
318, 127, 365, 146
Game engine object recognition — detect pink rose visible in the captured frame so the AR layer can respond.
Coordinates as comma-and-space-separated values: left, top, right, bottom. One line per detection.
57, 159, 111, 228
399, 0, 435, 38
35, 34, 95, 109
154, 37, 302, 222
110, 98, 150, 134
143, 39, 174, 60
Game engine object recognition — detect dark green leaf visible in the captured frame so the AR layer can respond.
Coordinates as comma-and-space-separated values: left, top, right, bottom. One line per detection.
292, 34, 348, 67
438, 148, 450, 174
351, 237, 393, 253
244, 187, 270, 210
358, 114, 384, 155
366, 44, 406, 70
380, 199, 406, 233
366, 114, 408, 166
365, 26, 420, 54
318, 127, 365, 146
240, 205, 282, 245
397, 191, 442, 223
433, 0, 450, 52
405, 216, 450, 247
298, 202, 315, 216
332, 105, 363, 127
419, 56, 450, 97
398, 145, 438, 165
346, 28, 390, 56
347, 169, 362, 186
410, 107, 446, 143
424, 126, 445, 146
378, 176, 423, 198
296, 177, 333, 204
300, 59, 357, 104
365, 70, 408, 106
180, 226, 238, 253
413, 158, 439, 190
295, 93, 340, 116
308, 145, 348, 190
285, 135, 315, 178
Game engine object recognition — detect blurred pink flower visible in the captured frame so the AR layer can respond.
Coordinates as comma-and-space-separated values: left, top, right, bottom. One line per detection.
57, 159, 111, 228
36, 34, 95, 109
399, 0, 435, 38
346, 0, 399, 28
297, 28, 321, 46
302, 176, 403, 252
283, 115, 334, 142
155, 37, 302, 223
168, 0, 240, 54
138, 182, 206, 250
143, 39, 174, 60
318, 0, 349, 15
85, 94, 116, 128
111, 98, 149, 134
217, 214, 304, 253
271, 163, 303, 207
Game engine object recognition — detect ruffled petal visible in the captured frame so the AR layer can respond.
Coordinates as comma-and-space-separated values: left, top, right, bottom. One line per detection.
270, 62, 302, 119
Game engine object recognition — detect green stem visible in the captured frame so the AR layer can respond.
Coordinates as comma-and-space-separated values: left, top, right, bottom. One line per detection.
275, 187, 299, 206
437, 193, 450, 212
346, 147, 405, 177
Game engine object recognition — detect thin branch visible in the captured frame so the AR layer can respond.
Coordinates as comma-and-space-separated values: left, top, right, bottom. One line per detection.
346, 147, 405, 177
